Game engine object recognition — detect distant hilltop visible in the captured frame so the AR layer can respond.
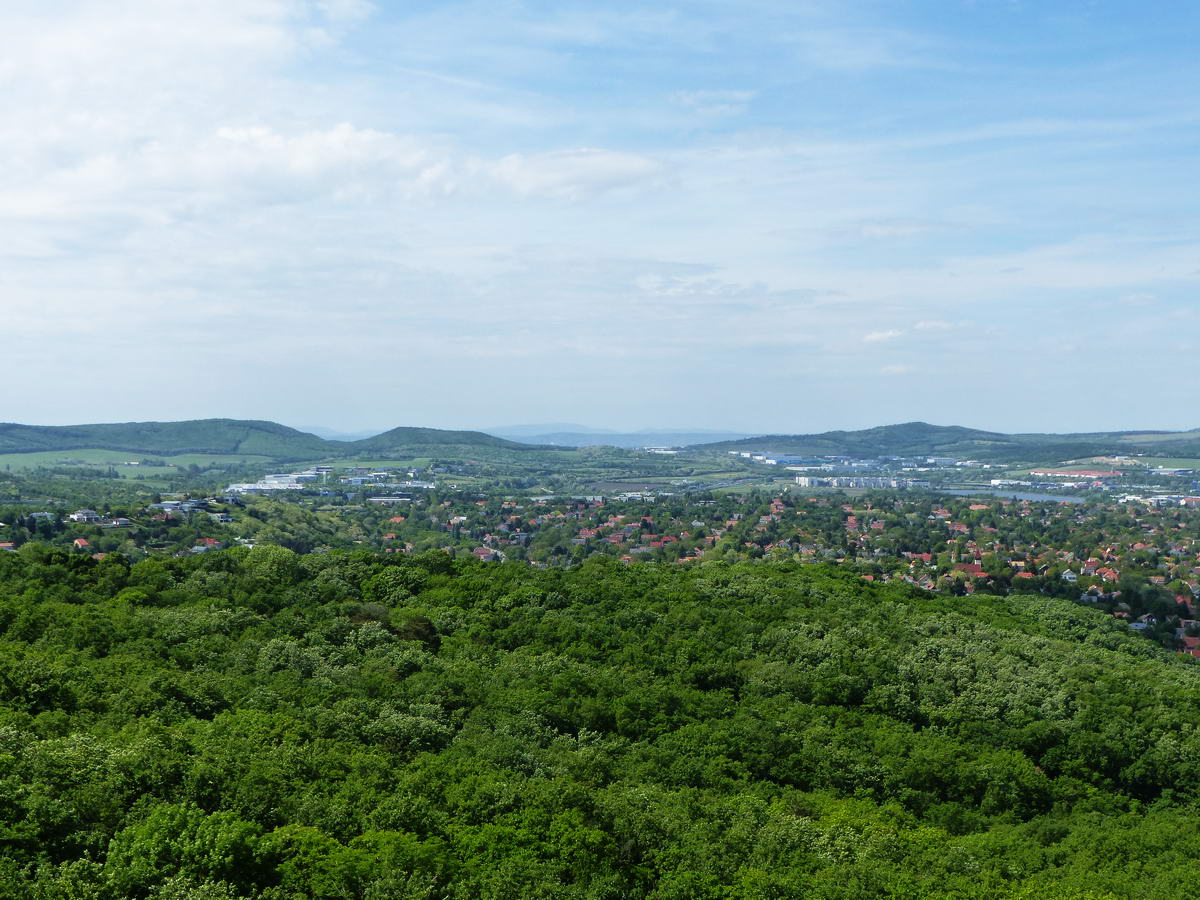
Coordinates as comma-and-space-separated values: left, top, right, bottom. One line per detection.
0, 419, 540, 462
694, 421, 1200, 464
1, 418, 1197, 465
484, 427, 758, 448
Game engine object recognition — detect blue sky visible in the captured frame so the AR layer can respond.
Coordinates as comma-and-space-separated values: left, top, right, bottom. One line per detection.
2, 0, 1197, 434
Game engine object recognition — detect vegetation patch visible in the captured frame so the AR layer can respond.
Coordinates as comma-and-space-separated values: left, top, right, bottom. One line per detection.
1, 550, 1199, 897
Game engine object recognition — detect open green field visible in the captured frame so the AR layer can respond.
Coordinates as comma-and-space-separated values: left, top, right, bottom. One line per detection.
331, 457, 435, 469
1114, 431, 1200, 445
712, 481, 799, 496
433, 476, 493, 487
1129, 457, 1200, 468
0, 449, 277, 473
1005, 457, 1200, 478
784, 485, 873, 498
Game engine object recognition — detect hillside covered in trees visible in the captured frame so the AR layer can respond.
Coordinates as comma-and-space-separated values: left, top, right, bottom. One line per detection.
7, 418, 1200, 468
3, 548, 1200, 898
0, 420, 538, 463
696, 421, 1200, 463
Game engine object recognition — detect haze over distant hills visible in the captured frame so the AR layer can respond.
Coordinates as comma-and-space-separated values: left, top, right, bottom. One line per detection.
484, 424, 614, 438
293, 425, 383, 442
2, 418, 1199, 465
0, 419, 538, 462
700, 421, 1200, 463
485, 425, 758, 448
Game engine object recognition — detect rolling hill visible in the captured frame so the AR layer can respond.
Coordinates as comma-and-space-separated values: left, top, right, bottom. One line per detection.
694, 421, 1200, 463
349, 426, 540, 457
486, 429, 757, 448
0, 419, 541, 462
0, 419, 331, 459
7, 418, 1199, 468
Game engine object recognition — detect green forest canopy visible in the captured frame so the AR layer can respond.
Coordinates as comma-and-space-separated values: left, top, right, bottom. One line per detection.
2, 547, 1200, 898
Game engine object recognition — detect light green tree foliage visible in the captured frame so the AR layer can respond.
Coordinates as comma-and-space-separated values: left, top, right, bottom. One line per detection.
1, 548, 1200, 896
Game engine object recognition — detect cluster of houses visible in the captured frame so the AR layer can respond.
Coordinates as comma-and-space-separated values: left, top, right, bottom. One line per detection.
0, 495, 241, 558
366, 493, 1200, 620
794, 476, 931, 489
826, 499, 1200, 647
1119, 494, 1200, 508
225, 467, 334, 494
67, 509, 134, 527
732, 450, 999, 473
225, 465, 438, 498
64, 501, 230, 527
379, 496, 735, 567
340, 467, 435, 490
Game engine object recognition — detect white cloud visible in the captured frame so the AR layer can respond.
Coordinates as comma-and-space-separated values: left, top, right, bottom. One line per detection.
858, 220, 937, 238
880, 364, 915, 375
1, 0, 1198, 431
184, 124, 459, 197
489, 149, 664, 200
492, 148, 672, 200
864, 329, 904, 343
783, 26, 939, 72
313, 0, 374, 24
1118, 292, 1157, 307
672, 90, 755, 117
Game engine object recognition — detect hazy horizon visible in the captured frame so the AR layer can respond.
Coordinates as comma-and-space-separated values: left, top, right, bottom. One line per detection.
3, 1, 1197, 433
2, 415, 1197, 442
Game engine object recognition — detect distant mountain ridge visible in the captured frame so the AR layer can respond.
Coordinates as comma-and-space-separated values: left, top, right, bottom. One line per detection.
485, 423, 612, 438
692, 421, 1200, 462
497, 430, 757, 448
6, 418, 1198, 466
0, 419, 540, 461
351, 425, 533, 456
485, 425, 758, 448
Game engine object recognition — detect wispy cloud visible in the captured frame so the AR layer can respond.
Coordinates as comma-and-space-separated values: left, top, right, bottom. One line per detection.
489, 148, 665, 199
672, 90, 755, 118
1, 0, 1198, 431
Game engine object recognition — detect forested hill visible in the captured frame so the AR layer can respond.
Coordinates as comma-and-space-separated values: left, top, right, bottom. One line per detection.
9, 417, 1200, 464
349, 425, 538, 456
695, 420, 1200, 462
0, 419, 537, 461
4, 548, 1200, 897
484, 430, 756, 448
0, 419, 332, 458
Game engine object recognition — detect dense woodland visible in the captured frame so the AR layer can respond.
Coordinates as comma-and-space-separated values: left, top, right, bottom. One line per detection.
3, 545, 1200, 898
5, 418, 1200, 465
11, 484, 1197, 654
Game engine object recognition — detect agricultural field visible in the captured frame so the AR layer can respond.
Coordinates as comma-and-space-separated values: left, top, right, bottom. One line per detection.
0, 449, 277, 473
1129, 457, 1200, 469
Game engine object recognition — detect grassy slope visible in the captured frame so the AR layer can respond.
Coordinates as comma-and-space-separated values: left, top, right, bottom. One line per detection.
0, 420, 329, 459
0, 449, 278, 472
